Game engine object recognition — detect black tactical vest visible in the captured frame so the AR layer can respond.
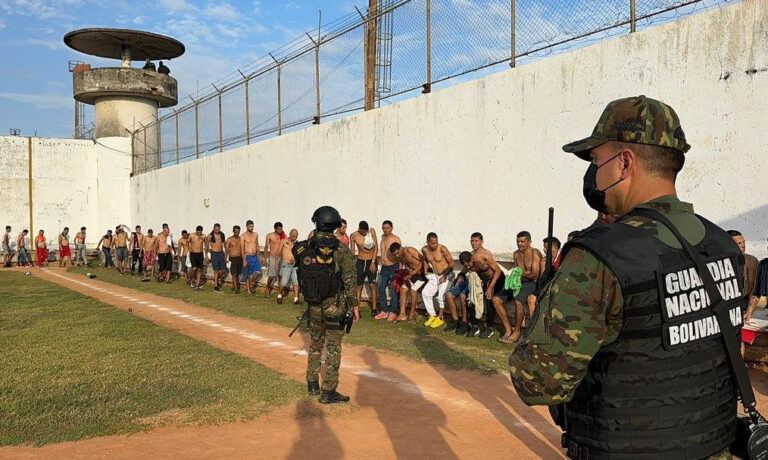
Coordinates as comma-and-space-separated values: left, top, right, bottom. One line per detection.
560, 210, 744, 460
293, 236, 340, 304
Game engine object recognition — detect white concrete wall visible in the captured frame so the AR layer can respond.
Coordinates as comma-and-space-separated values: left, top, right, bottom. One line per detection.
0, 136, 131, 250
126, 0, 764, 260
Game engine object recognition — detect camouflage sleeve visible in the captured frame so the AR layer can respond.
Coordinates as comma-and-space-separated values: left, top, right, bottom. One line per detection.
337, 245, 358, 308
509, 246, 623, 406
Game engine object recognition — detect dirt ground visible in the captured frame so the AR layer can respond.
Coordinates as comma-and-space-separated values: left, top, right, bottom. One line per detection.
4, 267, 768, 459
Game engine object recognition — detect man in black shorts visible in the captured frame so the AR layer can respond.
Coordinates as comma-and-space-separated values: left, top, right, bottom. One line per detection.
188, 225, 206, 290
226, 225, 243, 293
350, 221, 379, 311
207, 223, 227, 291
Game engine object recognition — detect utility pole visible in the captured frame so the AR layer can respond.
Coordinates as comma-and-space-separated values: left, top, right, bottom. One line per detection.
364, 0, 378, 110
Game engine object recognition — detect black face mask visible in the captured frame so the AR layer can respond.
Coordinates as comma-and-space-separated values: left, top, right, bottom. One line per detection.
582, 152, 624, 213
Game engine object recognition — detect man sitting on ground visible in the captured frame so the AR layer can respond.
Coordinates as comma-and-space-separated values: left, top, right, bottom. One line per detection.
445, 260, 470, 334
351, 221, 379, 315
421, 232, 455, 329
226, 226, 243, 294
526, 236, 561, 324
279, 229, 301, 305
470, 232, 504, 340
389, 242, 427, 322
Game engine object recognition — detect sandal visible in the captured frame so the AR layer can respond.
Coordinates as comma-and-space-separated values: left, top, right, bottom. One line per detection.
498, 335, 517, 344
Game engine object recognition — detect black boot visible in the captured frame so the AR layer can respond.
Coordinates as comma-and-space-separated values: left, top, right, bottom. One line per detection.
318, 389, 349, 404
307, 381, 320, 396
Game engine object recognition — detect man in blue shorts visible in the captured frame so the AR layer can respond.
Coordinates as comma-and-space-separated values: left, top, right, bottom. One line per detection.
242, 219, 263, 294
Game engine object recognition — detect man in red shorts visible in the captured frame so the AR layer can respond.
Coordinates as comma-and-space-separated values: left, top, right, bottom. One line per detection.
58, 227, 72, 268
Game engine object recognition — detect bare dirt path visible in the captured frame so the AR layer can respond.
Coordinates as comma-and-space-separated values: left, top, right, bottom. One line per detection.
2, 268, 565, 459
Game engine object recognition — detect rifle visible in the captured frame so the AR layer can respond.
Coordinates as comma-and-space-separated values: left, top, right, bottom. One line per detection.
539, 207, 555, 291
288, 308, 309, 338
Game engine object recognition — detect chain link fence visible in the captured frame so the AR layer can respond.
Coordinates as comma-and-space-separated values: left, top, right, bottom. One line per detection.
131, 0, 740, 174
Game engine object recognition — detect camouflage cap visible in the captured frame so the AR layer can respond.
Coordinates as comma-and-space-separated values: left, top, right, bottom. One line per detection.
562, 95, 691, 161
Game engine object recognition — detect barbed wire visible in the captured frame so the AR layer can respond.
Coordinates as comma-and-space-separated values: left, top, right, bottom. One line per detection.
131, 0, 742, 174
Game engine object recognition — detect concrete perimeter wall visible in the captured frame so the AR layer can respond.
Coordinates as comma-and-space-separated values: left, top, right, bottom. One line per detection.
0, 136, 131, 249
125, 0, 764, 259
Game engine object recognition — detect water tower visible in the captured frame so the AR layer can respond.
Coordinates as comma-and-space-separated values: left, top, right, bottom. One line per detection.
63, 28, 185, 171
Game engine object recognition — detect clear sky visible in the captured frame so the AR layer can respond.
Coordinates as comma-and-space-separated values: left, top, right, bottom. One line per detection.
0, 0, 359, 138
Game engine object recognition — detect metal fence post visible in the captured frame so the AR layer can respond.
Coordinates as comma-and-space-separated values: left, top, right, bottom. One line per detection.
238, 70, 251, 145
213, 84, 223, 153
630, 0, 636, 32
191, 96, 199, 159
270, 53, 282, 136
174, 110, 179, 164
424, 0, 432, 93
510, 0, 516, 67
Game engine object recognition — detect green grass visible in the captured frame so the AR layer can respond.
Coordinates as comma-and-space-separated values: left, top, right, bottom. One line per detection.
68, 267, 512, 374
0, 271, 304, 446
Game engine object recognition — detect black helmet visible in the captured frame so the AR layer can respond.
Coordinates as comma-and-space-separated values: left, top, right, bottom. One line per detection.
311, 206, 342, 232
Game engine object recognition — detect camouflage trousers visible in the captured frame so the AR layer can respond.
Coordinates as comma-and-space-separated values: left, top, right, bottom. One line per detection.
306, 301, 345, 391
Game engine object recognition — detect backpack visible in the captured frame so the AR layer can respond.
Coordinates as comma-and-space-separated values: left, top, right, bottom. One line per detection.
293, 237, 340, 304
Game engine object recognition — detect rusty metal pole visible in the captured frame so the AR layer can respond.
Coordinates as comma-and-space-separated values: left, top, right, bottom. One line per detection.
156, 116, 162, 168
315, 11, 322, 124
270, 54, 282, 136
510, 0, 516, 67
142, 124, 147, 173
630, 0, 636, 32
424, 0, 432, 93
363, 0, 377, 110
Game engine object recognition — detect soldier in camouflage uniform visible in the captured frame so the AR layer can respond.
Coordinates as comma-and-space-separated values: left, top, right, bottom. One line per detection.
509, 96, 744, 459
300, 206, 359, 404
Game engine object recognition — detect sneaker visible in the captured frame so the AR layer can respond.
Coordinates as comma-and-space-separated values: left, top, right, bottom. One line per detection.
387, 313, 398, 322
480, 328, 495, 339
277, 296, 284, 305
375, 311, 389, 320
234, 287, 240, 294
429, 317, 445, 328
455, 322, 468, 335
468, 324, 481, 337
444, 321, 458, 332
213, 286, 221, 292
293, 298, 302, 305
424, 316, 437, 327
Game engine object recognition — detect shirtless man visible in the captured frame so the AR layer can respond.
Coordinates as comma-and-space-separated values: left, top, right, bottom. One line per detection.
226, 226, 243, 294
176, 230, 190, 283
141, 229, 157, 281
468, 232, 504, 340
389, 242, 426, 321
3, 226, 13, 266
97, 230, 114, 268
526, 236, 561, 322
129, 225, 144, 276
351, 221, 378, 314
188, 225, 206, 290
279, 229, 301, 305
35, 229, 48, 268
74, 227, 88, 267
335, 219, 351, 248
155, 225, 175, 283
496, 231, 542, 342
376, 220, 401, 321
242, 220, 263, 294
208, 223, 227, 291
16, 229, 30, 267
421, 232, 455, 329
114, 226, 129, 274
58, 227, 71, 268
264, 222, 285, 300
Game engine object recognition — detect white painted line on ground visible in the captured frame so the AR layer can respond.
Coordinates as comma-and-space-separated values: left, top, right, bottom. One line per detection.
268, 341, 288, 348
169, 311, 182, 316
192, 318, 206, 323
157, 307, 170, 311
209, 323, 223, 328
179, 314, 192, 319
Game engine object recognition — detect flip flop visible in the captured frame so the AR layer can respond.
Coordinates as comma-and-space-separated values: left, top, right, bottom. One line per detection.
498, 335, 517, 344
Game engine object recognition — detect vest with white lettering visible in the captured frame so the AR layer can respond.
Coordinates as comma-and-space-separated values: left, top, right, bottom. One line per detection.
560, 211, 744, 460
